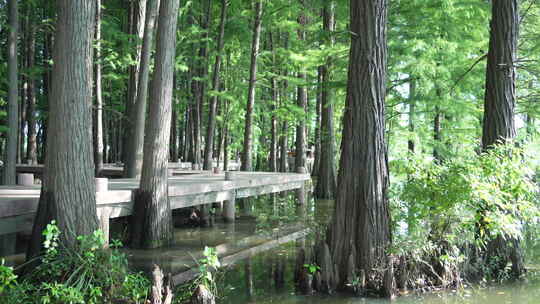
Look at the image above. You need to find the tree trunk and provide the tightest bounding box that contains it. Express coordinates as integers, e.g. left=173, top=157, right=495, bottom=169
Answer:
left=124, top=0, right=160, bottom=178
left=327, top=0, right=392, bottom=294
left=27, top=0, right=98, bottom=259
left=315, top=2, right=337, bottom=199
left=123, top=0, right=147, bottom=162
left=3, top=0, right=19, bottom=185
left=170, top=98, right=179, bottom=162
left=93, top=0, right=104, bottom=177
left=433, top=104, right=441, bottom=162
left=312, top=66, right=322, bottom=177
left=130, top=0, right=179, bottom=249
left=481, top=0, right=524, bottom=278
left=241, top=0, right=263, bottom=172
left=294, top=1, right=307, bottom=172
left=203, top=0, right=228, bottom=170
left=26, top=10, right=38, bottom=165
left=481, top=0, right=518, bottom=149
left=408, top=80, right=416, bottom=155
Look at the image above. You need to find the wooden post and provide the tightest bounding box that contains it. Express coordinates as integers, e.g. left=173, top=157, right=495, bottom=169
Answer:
left=223, top=171, right=236, bottom=222
left=99, top=208, right=111, bottom=248
left=96, top=177, right=109, bottom=247
left=295, top=166, right=306, bottom=206
left=17, top=173, right=34, bottom=186
left=95, top=177, right=108, bottom=192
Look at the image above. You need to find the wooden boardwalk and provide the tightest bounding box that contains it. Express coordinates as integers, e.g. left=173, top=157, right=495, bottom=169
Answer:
left=0, top=171, right=310, bottom=239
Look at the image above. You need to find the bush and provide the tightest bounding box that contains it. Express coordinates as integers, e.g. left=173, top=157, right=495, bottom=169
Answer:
left=1, top=221, right=151, bottom=304
left=390, top=144, right=540, bottom=283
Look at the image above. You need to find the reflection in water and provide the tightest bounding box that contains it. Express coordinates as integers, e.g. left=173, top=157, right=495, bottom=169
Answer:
left=125, top=193, right=540, bottom=304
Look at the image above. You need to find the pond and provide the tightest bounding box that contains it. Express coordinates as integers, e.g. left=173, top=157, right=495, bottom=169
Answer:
left=125, top=191, right=540, bottom=304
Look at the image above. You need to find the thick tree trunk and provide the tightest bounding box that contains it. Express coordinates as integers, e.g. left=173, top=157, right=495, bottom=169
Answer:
left=327, top=0, right=392, bottom=294
left=27, top=0, right=98, bottom=259
left=203, top=0, right=228, bottom=170
left=315, top=2, right=337, bottom=199
left=241, top=0, right=263, bottom=172
left=481, top=0, right=524, bottom=278
left=482, top=0, right=518, bottom=149
left=130, top=0, right=179, bottom=249
left=124, top=0, right=160, bottom=178
left=3, top=0, right=19, bottom=185
left=93, top=0, right=104, bottom=177
left=26, top=12, right=37, bottom=165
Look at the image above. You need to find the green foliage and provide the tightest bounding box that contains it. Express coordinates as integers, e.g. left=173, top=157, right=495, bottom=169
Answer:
left=303, top=263, right=320, bottom=275
left=390, top=144, right=540, bottom=281
left=195, top=246, right=221, bottom=295
left=0, top=260, right=17, bottom=294
left=2, top=221, right=151, bottom=304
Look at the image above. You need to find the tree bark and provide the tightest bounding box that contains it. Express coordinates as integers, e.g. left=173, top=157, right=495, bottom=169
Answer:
left=315, top=2, right=337, bottom=199
left=327, top=0, right=392, bottom=294
left=123, top=0, right=147, bottom=163
left=93, top=0, right=104, bottom=177
left=170, top=97, right=179, bottom=162
left=3, top=0, right=19, bottom=185
left=130, top=0, right=179, bottom=249
left=241, top=0, right=263, bottom=172
left=269, top=32, right=278, bottom=172
left=481, top=0, right=524, bottom=278
left=482, top=0, right=518, bottom=149
left=124, top=0, right=160, bottom=178
left=312, top=66, right=322, bottom=177
left=26, top=8, right=38, bottom=165
left=203, top=0, right=228, bottom=170
left=294, top=0, right=307, bottom=172
left=408, top=80, right=416, bottom=155
left=27, top=0, right=98, bottom=259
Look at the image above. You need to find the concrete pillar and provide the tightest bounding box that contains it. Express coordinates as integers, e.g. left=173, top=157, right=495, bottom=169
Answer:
left=95, top=177, right=108, bottom=192
left=295, top=167, right=306, bottom=206
left=223, top=171, right=236, bottom=222
left=95, top=178, right=109, bottom=247
left=17, top=173, right=34, bottom=186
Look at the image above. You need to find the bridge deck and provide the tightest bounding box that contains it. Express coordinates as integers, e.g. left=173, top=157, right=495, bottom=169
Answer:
left=0, top=172, right=310, bottom=236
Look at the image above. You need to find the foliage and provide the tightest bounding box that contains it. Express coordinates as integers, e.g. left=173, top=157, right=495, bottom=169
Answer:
left=390, top=144, right=540, bottom=282
left=1, top=221, right=151, bottom=304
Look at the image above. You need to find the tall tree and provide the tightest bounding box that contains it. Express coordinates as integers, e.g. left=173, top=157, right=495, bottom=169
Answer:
left=25, top=4, right=37, bottom=165
left=327, top=0, right=392, bottom=295
left=93, top=0, right=104, bottom=176
left=203, top=0, right=228, bottom=170
left=241, top=0, right=263, bottom=171
left=481, top=0, right=524, bottom=278
left=3, top=0, right=19, bottom=184
left=130, top=0, right=180, bottom=249
left=124, top=0, right=160, bottom=178
left=27, top=0, right=98, bottom=258
left=294, top=0, right=307, bottom=172
left=123, top=0, right=147, bottom=162
left=314, top=1, right=337, bottom=199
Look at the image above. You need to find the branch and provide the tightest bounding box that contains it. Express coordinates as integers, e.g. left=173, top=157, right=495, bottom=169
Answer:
left=449, top=54, right=487, bottom=94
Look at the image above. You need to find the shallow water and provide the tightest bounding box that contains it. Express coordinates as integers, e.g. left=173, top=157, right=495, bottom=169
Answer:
left=218, top=242, right=540, bottom=304
left=126, top=192, right=540, bottom=304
